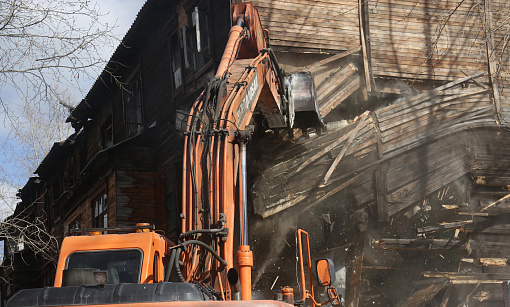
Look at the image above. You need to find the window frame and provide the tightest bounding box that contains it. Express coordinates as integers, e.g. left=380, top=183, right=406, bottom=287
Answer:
left=122, top=73, right=145, bottom=136
left=93, top=192, right=108, bottom=228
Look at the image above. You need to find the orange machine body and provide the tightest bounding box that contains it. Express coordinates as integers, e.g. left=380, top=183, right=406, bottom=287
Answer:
left=54, top=231, right=172, bottom=287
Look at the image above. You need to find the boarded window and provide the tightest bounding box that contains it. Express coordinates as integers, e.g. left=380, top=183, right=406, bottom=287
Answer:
left=93, top=193, right=108, bottom=228
left=123, top=76, right=144, bottom=136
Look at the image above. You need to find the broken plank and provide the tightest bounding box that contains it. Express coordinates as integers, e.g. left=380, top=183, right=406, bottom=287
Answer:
left=303, top=165, right=377, bottom=212
left=304, top=46, right=361, bottom=71
left=399, top=282, right=447, bottom=307
left=377, top=72, right=486, bottom=116
left=323, top=112, right=369, bottom=184
left=461, top=258, right=509, bottom=266
left=320, top=76, right=361, bottom=117
left=481, top=193, right=510, bottom=211
left=317, top=64, right=357, bottom=101
left=375, top=163, right=390, bottom=222
left=417, top=220, right=473, bottom=234
left=295, top=128, right=353, bottom=173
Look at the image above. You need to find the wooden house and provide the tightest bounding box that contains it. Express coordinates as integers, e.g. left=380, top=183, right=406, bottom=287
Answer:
left=3, top=0, right=510, bottom=306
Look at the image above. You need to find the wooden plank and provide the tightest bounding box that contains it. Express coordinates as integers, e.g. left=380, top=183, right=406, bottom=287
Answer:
left=461, top=258, right=509, bottom=266
left=417, top=221, right=474, bottom=234
left=481, top=193, right=510, bottom=211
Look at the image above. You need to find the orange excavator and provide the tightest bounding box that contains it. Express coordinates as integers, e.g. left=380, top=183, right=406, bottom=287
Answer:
left=7, top=3, right=339, bottom=307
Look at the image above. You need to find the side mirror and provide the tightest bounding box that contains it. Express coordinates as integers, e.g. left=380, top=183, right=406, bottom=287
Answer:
left=316, top=258, right=335, bottom=287
left=316, top=259, right=342, bottom=306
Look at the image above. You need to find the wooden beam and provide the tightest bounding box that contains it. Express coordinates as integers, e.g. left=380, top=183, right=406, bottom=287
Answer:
left=304, top=46, right=361, bottom=71
left=440, top=286, right=453, bottom=307
left=373, top=238, right=467, bottom=250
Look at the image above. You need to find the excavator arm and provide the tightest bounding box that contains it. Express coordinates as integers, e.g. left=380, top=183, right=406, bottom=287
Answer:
left=179, top=2, right=322, bottom=300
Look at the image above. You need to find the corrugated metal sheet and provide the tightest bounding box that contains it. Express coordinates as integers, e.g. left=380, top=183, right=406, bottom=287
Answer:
left=246, top=0, right=360, bottom=53
left=368, top=0, right=487, bottom=81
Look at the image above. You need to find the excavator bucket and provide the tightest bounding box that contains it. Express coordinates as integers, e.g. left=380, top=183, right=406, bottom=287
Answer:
left=285, top=72, right=325, bottom=131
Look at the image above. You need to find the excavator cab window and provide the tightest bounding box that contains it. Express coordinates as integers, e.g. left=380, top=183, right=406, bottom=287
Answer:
left=64, top=249, right=143, bottom=285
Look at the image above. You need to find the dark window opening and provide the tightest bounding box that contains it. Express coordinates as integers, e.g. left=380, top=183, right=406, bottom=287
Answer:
left=182, top=4, right=211, bottom=73
left=101, top=116, right=113, bottom=149
left=93, top=193, right=108, bottom=228
left=123, top=76, right=144, bottom=136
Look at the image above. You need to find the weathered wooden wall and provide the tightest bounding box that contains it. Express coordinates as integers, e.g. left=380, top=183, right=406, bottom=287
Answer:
left=369, top=0, right=487, bottom=81
left=116, top=170, right=166, bottom=230
left=247, top=0, right=360, bottom=53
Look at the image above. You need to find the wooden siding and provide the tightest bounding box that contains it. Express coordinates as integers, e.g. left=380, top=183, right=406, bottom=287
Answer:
left=246, top=0, right=360, bottom=53
left=369, top=0, right=488, bottom=81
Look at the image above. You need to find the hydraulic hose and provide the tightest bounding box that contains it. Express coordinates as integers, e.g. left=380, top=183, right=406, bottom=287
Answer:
left=165, top=248, right=177, bottom=281
left=179, top=240, right=228, bottom=266
left=179, top=227, right=225, bottom=239
left=174, top=247, right=185, bottom=282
